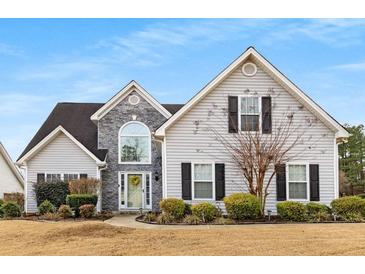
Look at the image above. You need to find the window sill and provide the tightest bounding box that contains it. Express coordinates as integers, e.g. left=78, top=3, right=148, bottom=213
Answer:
left=119, top=162, right=152, bottom=165
left=287, top=199, right=309, bottom=202
left=192, top=198, right=215, bottom=201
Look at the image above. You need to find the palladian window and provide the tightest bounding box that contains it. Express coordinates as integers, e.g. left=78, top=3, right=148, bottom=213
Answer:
left=119, top=122, right=151, bottom=163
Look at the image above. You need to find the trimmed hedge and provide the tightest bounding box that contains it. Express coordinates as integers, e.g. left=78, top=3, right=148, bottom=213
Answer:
left=331, top=196, right=365, bottom=221
left=184, top=203, right=192, bottom=216
left=38, top=200, right=56, bottom=215
left=34, top=181, right=69, bottom=208
left=223, top=193, right=261, bottom=220
left=159, top=198, right=185, bottom=220
left=1, top=202, right=21, bottom=218
left=306, top=202, right=331, bottom=222
left=66, top=194, right=97, bottom=217
left=191, top=202, right=218, bottom=222
left=306, top=202, right=330, bottom=215
left=277, top=201, right=306, bottom=222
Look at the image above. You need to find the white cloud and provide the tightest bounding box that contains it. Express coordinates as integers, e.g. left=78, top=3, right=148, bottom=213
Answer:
left=17, top=59, right=107, bottom=81
left=0, top=42, right=23, bottom=57
left=0, top=92, right=55, bottom=116
left=262, top=19, right=365, bottom=47
left=330, top=61, right=365, bottom=71
left=94, top=19, right=269, bottom=65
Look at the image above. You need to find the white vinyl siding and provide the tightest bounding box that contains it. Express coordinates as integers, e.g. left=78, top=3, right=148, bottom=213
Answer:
left=0, top=154, right=23, bottom=198
left=26, top=133, right=98, bottom=213
left=164, top=59, right=336, bottom=213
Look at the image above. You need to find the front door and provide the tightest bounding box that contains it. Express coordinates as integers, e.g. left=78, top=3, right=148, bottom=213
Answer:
left=119, top=172, right=151, bottom=210
left=127, top=174, right=143, bottom=208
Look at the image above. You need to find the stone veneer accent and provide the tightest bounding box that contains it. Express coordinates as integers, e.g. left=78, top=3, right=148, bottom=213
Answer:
left=98, top=91, right=167, bottom=211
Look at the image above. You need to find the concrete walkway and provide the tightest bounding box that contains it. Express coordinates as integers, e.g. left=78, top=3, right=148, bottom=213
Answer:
left=104, top=214, right=233, bottom=230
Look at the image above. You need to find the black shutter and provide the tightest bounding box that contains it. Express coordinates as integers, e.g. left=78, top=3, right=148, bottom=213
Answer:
left=80, top=174, right=88, bottom=179
left=275, top=164, right=286, bottom=201
left=309, top=164, right=320, bottom=201
left=215, top=163, right=225, bottom=200
left=262, top=97, right=272, bottom=134
left=181, top=163, right=192, bottom=200
left=37, top=173, right=45, bottom=183
left=228, top=96, right=238, bottom=133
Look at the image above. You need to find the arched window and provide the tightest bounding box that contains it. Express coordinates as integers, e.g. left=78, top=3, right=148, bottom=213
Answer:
left=119, top=122, right=151, bottom=164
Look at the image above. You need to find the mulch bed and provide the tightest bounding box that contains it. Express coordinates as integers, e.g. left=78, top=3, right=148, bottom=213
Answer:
left=135, top=215, right=362, bottom=225
left=0, top=214, right=114, bottom=222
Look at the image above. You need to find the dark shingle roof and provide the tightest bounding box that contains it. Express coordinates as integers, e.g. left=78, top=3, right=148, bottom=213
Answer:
left=18, top=102, right=184, bottom=162
left=18, top=103, right=107, bottom=161
left=162, top=104, right=184, bottom=114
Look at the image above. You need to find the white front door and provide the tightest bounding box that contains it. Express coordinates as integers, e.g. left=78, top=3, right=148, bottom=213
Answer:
left=119, top=172, right=151, bottom=210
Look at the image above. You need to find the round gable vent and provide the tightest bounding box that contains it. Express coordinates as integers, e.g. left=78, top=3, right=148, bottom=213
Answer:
left=242, top=62, right=257, bottom=77
left=128, top=94, right=140, bottom=105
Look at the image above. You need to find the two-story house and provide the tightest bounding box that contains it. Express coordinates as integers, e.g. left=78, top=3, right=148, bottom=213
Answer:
left=16, top=47, right=349, bottom=213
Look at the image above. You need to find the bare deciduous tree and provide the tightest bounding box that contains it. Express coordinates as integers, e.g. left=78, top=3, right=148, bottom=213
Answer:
left=212, top=114, right=301, bottom=215
left=195, top=88, right=320, bottom=216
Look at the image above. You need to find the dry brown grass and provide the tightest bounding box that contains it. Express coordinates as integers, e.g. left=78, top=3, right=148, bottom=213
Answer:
left=1, top=220, right=365, bottom=255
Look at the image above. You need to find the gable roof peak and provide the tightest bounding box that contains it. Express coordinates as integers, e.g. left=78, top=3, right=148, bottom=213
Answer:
left=0, top=142, right=24, bottom=186
left=156, top=47, right=349, bottom=140
left=90, top=80, right=172, bottom=121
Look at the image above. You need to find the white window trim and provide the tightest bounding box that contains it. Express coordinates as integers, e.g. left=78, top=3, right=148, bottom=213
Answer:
left=44, top=172, right=81, bottom=182
left=238, top=95, right=262, bottom=133
left=118, top=171, right=152, bottom=210
left=242, top=62, right=257, bottom=77
left=286, top=162, right=310, bottom=202
left=118, top=121, right=152, bottom=165
left=191, top=162, right=215, bottom=201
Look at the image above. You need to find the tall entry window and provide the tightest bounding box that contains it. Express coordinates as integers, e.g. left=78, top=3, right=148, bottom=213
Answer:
left=119, top=122, right=151, bottom=164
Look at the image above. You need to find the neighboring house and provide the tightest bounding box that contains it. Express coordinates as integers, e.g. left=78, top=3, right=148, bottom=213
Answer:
left=0, top=142, right=24, bottom=198
left=17, top=47, right=349, bottom=214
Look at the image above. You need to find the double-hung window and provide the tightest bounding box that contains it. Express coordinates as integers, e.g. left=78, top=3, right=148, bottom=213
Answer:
left=240, top=97, right=260, bottom=131
left=193, top=163, right=214, bottom=200
left=63, top=173, right=79, bottom=182
left=46, top=174, right=61, bottom=183
left=287, top=164, right=309, bottom=200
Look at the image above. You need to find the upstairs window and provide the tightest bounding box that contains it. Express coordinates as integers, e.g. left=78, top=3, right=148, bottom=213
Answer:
left=240, top=97, right=260, bottom=131
left=119, top=122, right=151, bottom=164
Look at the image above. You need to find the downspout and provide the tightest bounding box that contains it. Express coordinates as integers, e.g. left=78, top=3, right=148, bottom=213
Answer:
left=97, top=162, right=108, bottom=212
left=153, top=135, right=166, bottom=199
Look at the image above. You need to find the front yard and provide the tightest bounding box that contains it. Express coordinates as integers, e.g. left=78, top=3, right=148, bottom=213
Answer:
left=1, top=220, right=365, bottom=255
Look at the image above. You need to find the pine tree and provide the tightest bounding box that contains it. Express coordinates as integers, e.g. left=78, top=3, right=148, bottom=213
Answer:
left=339, top=124, right=365, bottom=194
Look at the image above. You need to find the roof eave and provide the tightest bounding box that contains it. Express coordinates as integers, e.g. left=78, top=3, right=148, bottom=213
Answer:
left=156, top=47, right=348, bottom=138
left=16, top=126, right=105, bottom=165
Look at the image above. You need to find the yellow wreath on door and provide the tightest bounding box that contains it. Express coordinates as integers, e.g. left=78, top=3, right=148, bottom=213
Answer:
left=129, top=175, right=141, bottom=186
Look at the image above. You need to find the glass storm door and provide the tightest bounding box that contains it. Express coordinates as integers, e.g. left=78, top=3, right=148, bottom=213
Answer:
left=127, top=174, right=143, bottom=208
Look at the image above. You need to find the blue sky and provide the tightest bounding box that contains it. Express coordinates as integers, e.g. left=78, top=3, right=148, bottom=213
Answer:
left=1, top=18, right=365, bottom=159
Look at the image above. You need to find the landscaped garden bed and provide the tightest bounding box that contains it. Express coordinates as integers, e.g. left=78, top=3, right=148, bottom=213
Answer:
left=0, top=178, right=114, bottom=222
left=137, top=194, right=365, bottom=225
